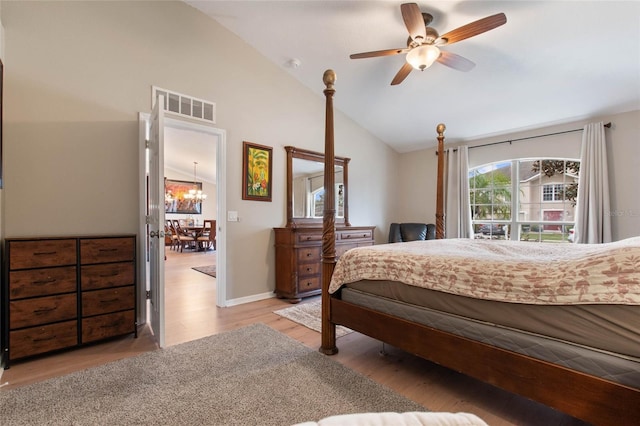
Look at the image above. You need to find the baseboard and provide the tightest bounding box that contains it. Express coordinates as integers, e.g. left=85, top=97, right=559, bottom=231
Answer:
left=224, top=291, right=275, bottom=307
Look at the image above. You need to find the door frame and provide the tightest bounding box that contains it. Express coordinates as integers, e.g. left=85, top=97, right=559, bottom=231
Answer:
left=138, top=114, right=227, bottom=328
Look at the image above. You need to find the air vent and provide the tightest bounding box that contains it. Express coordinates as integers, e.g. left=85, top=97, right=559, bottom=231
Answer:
left=152, top=86, right=216, bottom=124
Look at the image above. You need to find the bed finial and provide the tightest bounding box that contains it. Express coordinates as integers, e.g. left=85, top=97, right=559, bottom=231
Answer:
left=323, top=69, right=336, bottom=90
left=436, top=123, right=446, bottom=239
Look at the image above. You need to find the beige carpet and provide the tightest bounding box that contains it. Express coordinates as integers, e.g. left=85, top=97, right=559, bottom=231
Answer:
left=274, top=300, right=353, bottom=338
left=0, top=323, right=424, bottom=425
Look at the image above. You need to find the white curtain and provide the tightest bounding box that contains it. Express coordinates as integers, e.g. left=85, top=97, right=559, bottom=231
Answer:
left=445, top=146, right=474, bottom=238
left=575, top=122, right=612, bottom=244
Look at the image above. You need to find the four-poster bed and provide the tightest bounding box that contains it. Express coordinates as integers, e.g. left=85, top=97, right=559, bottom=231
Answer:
left=318, top=70, right=640, bottom=425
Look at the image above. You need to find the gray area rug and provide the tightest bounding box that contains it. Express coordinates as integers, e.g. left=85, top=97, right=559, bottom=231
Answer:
left=274, top=300, right=353, bottom=338
left=0, top=323, right=424, bottom=425
left=192, top=264, right=216, bottom=277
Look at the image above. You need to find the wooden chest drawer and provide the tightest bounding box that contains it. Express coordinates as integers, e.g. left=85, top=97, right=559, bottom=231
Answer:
left=10, top=320, right=78, bottom=359
left=298, top=262, right=320, bottom=277
left=9, top=266, right=77, bottom=300
left=80, top=237, right=135, bottom=264
left=82, top=310, right=135, bottom=343
left=10, top=294, right=77, bottom=329
left=82, top=286, right=135, bottom=317
left=81, top=262, right=135, bottom=291
left=9, top=239, right=77, bottom=270
left=297, top=247, right=321, bottom=263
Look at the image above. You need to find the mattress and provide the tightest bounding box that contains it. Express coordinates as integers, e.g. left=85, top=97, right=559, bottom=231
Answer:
left=345, top=280, right=640, bottom=358
left=341, top=286, right=640, bottom=389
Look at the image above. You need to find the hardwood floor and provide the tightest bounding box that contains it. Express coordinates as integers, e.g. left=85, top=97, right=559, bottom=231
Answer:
left=1, top=249, right=587, bottom=426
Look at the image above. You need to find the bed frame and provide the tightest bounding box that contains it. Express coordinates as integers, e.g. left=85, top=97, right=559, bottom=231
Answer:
left=318, top=70, right=640, bottom=425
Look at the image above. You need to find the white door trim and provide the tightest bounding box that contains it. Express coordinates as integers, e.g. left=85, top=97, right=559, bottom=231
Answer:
left=138, top=114, right=228, bottom=325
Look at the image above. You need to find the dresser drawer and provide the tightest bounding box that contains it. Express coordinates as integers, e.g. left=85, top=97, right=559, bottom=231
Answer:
left=338, top=229, right=373, bottom=241
left=82, top=310, right=135, bottom=343
left=81, top=262, right=135, bottom=291
left=10, top=320, right=78, bottom=359
left=80, top=237, right=134, bottom=264
left=336, top=243, right=358, bottom=258
left=9, top=239, right=77, bottom=270
left=9, top=266, right=77, bottom=300
left=296, top=232, right=323, bottom=244
left=10, top=294, right=77, bottom=329
left=298, top=262, right=320, bottom=277
left=82, top=286, right=135, bottom=317
left=296, top=247, right=321, bottom=263
left=298, top=276, right=321, bottom=292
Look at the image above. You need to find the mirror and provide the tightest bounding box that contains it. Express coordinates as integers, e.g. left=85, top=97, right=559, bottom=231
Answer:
left=285, top=146, right=350, bottom=227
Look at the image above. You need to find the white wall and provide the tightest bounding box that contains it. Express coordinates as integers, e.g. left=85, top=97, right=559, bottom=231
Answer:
left=397, top=110, right=640, bottom=241
left=1, top=1, right=398, bottom=303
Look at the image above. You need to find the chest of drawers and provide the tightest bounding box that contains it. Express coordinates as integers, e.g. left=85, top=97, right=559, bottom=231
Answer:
left=3, top=235, right=136, bottom=367
left=273, top=226, right=375, bottom=303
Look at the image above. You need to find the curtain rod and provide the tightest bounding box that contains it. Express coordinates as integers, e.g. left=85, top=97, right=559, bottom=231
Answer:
left=467, top=122, right=612, bottom=151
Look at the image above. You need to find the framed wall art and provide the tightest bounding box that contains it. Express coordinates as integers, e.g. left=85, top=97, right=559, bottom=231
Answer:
left=165, top=178, right=203, bottom=214
left=242, top=141, right=272, bottom=202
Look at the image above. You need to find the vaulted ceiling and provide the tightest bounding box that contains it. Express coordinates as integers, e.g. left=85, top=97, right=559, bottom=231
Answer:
left=186, top=1, right=640, bottom=153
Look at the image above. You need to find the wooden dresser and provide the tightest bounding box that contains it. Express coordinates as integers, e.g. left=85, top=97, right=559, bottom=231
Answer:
left=274, top=226, right=375, bottom=302
left=3, top=235, right=136, bottom=367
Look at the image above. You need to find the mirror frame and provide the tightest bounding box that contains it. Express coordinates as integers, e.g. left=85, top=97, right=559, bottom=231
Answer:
left=285, top=146, right=350, bottom=227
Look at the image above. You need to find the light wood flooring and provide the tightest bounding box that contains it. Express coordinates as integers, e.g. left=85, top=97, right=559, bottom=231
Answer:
left=1, top=249, right=587, bottom=426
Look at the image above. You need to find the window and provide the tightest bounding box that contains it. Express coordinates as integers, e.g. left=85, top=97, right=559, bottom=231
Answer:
left=542, top=183, right=564, bottom=201
left=469, top=158, right=579, bottom=242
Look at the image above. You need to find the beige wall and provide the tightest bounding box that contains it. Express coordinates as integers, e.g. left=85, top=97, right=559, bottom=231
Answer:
left=397, top=110, right=640, bottom=241
left=0, top=1, right=398, bottom=304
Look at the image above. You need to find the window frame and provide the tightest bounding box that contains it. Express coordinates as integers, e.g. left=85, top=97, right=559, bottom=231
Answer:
left=469, top=158, right=578, bottom=242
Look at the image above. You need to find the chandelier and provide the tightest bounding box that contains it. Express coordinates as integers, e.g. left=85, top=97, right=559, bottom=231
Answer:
left=183, top=161, right=207, bottom=202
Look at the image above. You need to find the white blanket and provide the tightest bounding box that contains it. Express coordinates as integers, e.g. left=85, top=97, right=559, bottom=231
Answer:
left=329, top=237, right=640, bottom=305
left=293, top=411, right=488, bottom=426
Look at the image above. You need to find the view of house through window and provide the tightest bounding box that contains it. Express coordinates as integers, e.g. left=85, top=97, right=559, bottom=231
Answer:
left=469, top=158, right=579, bottom=243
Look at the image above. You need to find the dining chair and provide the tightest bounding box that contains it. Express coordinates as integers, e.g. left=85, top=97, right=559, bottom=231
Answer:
left=166, top=220, right=180, bottom=251
left=196, top=219, right=216, bottom=251
left=172, top=219, right=196, bottom=252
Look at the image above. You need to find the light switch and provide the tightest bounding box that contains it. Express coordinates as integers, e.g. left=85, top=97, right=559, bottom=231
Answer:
left=227, top=211, right=239, bottom=222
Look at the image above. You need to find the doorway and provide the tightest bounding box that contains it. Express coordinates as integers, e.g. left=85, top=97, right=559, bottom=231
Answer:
left=139, top=111, right=227, bottom=347
left=163, top=123, right=220, bottom=346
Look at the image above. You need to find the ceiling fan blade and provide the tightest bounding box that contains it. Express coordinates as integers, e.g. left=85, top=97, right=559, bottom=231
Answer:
left=391, top=62, right=413, bottom=85
left=438, top=13, right=506, bottom=45
left=437, top=51, right=476, bottom=72
left=350, top=48, right=408, bottom=59
left=401, top=3, right=427, bottom=42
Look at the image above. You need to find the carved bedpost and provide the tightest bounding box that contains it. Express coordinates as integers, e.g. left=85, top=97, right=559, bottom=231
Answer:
left=436, top=123, right=446, bottom=239
left=320, top=69, right=338, bottom=355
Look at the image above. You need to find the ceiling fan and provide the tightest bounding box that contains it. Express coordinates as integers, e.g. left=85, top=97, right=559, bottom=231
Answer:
left=350, top=3, right=506, bottom=85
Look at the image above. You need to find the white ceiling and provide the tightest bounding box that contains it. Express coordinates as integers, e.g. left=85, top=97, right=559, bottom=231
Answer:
left=164, top=126, right=217, bottom=184
left=185, top=0, right=640, bottom=153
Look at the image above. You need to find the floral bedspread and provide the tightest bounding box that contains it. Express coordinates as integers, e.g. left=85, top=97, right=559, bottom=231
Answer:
left=329, top=237, right=640, bottom=305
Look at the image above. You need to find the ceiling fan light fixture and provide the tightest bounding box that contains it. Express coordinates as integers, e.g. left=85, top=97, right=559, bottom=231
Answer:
left=406, top=44, right=440, bottom=71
